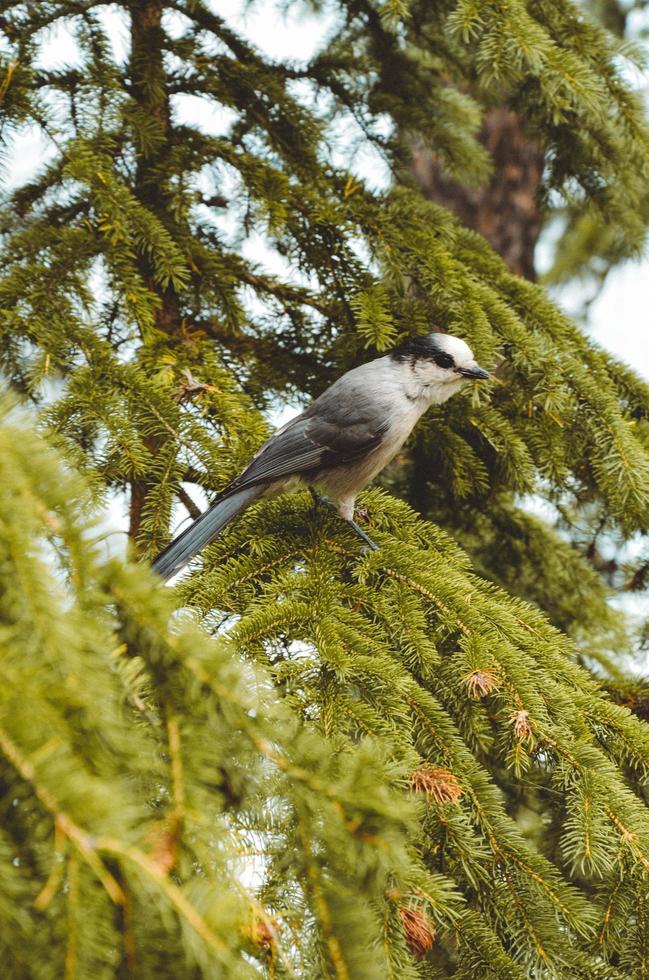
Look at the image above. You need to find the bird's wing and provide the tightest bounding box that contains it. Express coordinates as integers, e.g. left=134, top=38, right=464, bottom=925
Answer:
left=227, top=387, right=388, bottom=493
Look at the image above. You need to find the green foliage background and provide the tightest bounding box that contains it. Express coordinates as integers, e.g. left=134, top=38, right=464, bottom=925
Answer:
left=1, top=1, right=649, bottom=976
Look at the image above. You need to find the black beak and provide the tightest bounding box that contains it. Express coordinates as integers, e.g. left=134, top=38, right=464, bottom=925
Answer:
left=460, top=364, right=490, bottom=380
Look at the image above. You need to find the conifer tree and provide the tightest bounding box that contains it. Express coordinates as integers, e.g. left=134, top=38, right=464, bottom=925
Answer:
left=2, top=1, right=649, bottom=976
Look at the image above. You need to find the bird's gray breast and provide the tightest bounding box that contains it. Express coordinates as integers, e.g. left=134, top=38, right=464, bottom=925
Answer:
left=315, top=409, right=417, bottom=490
left=309, top=359, right=423, bottom=499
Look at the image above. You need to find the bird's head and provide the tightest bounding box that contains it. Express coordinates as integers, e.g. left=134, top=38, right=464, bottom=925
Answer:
left=389, top=332, right=490, bottom=405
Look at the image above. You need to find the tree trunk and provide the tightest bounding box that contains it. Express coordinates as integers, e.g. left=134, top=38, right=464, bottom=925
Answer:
left=412, top=108, right=543, bottom=281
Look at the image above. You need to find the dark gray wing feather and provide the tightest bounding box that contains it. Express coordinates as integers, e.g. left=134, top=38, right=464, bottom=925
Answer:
left=227, top=375, right=389, bottom=493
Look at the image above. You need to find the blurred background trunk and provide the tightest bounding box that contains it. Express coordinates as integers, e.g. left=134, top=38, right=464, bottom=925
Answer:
left=412, top=108, right=543, bottom=281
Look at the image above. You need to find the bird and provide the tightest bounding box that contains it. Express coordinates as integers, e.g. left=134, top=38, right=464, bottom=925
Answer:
left=151, top=332, right=490, bottom=579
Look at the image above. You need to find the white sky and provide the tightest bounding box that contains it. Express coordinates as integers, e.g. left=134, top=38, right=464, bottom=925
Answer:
left=586, top=263, right=649, bottom=379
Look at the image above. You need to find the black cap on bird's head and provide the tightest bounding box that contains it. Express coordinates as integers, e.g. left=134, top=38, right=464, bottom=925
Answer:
left=389, top=332, right=490, bottom=381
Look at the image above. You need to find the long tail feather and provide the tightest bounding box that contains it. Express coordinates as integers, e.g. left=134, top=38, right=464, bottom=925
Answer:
left=151, top=484, right=264, bottom=580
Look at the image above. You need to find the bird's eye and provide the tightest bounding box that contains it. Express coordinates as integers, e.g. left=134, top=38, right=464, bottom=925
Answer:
left=434, top=352, right=454, bottom=369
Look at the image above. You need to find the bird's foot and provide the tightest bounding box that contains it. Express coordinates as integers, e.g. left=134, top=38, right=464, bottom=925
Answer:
left=310, top=487, right=336, bottom=512
left=354, top=505, right=371, bottom=525
left=310, top=488, right=379, bottom=552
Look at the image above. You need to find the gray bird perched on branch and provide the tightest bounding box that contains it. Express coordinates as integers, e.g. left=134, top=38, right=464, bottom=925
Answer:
left=152, top=333, right=490, bottom=579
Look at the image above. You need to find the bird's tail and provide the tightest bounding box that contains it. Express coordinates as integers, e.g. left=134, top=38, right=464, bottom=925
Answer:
left=151, top=484, right=264, bottom=581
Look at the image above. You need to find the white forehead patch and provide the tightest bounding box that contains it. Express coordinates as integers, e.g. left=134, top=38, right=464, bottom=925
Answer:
left=436, top=334, right=474, bottom=365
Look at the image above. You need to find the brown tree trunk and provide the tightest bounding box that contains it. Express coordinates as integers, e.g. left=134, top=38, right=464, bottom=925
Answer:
left=412, top=108, right=543, bottom=281
left=407, top=107, right=544, bottom=517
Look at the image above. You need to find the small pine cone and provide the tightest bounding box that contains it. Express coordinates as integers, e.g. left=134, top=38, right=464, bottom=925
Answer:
left=410, top=765, right=462, bottom=803
left=250, top=913, right=275, bottom=950
left=511, top=708, right=532, bottom=740
left=464, top=668, right=499, bottom=699
left=150, top=829, right=177, bottom=875
left=148, top=816, right=181, bottom=875
left=399, top=906, right=435, bottom=959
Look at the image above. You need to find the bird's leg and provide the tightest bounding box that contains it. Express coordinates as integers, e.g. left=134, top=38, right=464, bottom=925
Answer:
left=344, top=518, right=379, bottom=551
left=309, top=488, right=379, bottom=551
left=310, top=487, right=335, bottom=511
